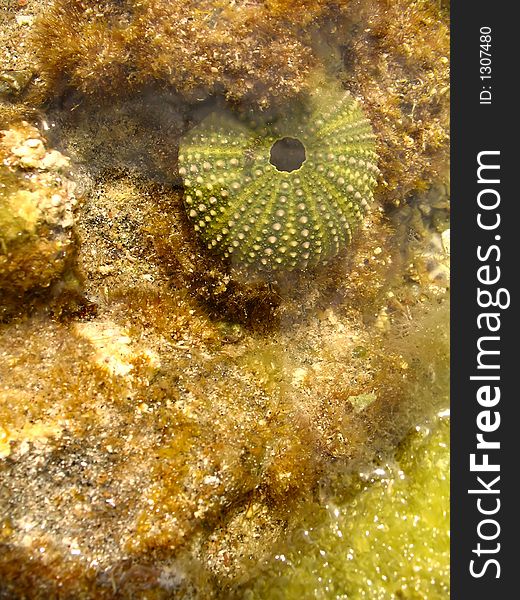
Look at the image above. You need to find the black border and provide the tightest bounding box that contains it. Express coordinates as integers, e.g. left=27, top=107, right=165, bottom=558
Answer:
left=451, top=3, right=514, bottom=596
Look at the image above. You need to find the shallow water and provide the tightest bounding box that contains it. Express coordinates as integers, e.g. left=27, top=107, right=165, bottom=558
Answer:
left=0, top=1, right=449, bottom=597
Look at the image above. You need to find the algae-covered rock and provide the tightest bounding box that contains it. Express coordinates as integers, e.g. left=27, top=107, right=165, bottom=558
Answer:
left=0, top=70, right=33, bottom=100
left=0, top=274, right=449, bottom=597
left=243, top=412, right=450, bottom=600
left=0, top=122, right=76, bottom=305
left=338, top=0, right=450, bottom=205
left=32, top=0, right=449, bottom=206
left=0, top=0, right=51, bottom=126
left=33, top=0, right=317, bottom=109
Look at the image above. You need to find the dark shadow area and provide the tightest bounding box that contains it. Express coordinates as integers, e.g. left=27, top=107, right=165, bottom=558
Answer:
left=269, top=137, right=306, bottom=172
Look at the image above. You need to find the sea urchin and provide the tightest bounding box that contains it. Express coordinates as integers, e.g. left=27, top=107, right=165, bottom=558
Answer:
left=178, top=88, right=379, bottom=274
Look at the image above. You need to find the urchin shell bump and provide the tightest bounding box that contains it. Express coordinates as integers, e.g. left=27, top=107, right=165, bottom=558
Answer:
left=178, top=90, right=379, bottom=273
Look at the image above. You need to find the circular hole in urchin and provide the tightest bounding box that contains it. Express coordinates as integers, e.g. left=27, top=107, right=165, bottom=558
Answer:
left=269, top=137, right=306, bottom=172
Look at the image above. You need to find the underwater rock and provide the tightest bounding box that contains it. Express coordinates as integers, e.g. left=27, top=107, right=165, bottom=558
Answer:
left=0, top=70, right=33, bottom=100
left=0, top=155, right=448, bottom=593
left=0, top=122, right=77, bottom=304
left=179, top=86, right=379, bottom=274
left=0, top=0, right=51, bottom=127
left=0, top=0, right=450, bottom=596
left=33, top=0, right=317, bottom=108
left=338, top=0, right=450, bottom=205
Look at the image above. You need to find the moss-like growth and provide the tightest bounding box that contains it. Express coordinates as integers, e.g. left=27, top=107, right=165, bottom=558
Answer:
left=338, top=0, right=450, bottom=204
left=32, top=0, right=449, bottom=205
left=242, top=413, right=450, bottom=600
left=33, top=0, right=317, bottom=109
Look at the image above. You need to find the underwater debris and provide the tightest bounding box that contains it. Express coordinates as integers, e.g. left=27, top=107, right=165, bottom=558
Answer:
left=178, top=85, right=379, bottom=275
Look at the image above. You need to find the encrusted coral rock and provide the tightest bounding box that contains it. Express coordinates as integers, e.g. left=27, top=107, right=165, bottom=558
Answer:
left=179, top=86, right=379, bottom=274
left=0, top=122, right=76, bottom=297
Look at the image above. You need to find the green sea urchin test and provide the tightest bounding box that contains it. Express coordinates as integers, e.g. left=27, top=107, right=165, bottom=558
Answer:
left=178, top=89, right=379, bottom=273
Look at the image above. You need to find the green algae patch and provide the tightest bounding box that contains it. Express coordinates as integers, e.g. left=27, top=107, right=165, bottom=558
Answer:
left=244, top=413, right=450, bottom=600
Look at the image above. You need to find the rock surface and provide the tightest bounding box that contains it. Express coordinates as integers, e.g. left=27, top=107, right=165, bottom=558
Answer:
left=0, top=122, right=77, bottom=315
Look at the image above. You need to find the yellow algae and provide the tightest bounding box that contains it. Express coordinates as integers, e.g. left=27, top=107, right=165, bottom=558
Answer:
left=244, top=413, right=450, bottom=600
